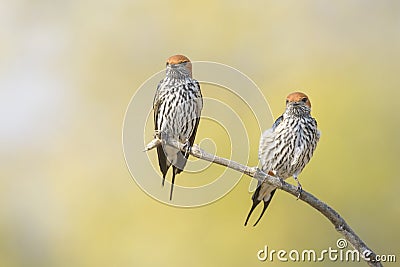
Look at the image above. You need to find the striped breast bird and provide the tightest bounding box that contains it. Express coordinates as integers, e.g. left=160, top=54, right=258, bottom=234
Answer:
left=153, top=55, right=203, bottom=200
left=245, top=92, right=320, bottom=226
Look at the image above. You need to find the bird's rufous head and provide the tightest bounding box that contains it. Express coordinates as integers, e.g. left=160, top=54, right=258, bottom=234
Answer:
left=166, top=55, right=190, bottom=65
left=286, top=92, right=311, bottom=108
left=166, top=54, right=192, bottom=77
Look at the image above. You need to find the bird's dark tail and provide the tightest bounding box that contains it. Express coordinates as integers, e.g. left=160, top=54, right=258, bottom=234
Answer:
left=169, top=166, right=181, bottom=200
left=244, top=187, right=277, bottom=226
left=245, top=185, right=262, bottom=226
left=253, top=189, right=276, bottom=226
left=157, top=146, right=169, bottom=187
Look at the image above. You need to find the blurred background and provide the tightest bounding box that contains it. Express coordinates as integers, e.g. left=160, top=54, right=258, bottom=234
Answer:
left=1, top=0, right=399, bottom=266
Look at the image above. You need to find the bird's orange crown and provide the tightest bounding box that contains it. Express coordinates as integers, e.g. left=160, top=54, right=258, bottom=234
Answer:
left=166, top=54, right=191, bottom=65
left=166, top=54, right=192, bottom=77
left=286, top=92, right=311, bottom=108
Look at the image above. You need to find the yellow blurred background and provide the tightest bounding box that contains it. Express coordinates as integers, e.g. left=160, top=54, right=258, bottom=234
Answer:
left=1, top=1, right=399, bottom=266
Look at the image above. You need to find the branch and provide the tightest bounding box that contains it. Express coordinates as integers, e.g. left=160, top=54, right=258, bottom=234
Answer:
left=145, top=138, right=383, bottom=267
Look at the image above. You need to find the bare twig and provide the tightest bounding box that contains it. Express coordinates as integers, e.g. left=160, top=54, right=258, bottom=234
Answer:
left=145, top=138, right=382, bottom=267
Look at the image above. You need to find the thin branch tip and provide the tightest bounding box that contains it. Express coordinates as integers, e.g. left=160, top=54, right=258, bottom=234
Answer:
left=144, top=138, right=161, bottom=151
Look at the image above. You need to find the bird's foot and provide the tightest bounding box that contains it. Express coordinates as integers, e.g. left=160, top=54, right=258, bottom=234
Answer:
left=296, top=184, right=302, bottom=200
left=293, top=176, right=302, bottom=200
left=183, top=139, right=191, bottom=157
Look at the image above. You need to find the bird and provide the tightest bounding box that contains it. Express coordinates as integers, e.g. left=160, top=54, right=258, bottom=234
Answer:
left=245, top=92, right=320, bottom=226
left=153, top=54, right=203, bottom=200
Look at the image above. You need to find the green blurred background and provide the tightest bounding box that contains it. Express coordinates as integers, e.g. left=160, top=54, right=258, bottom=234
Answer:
left=1, top=0, right=399, bottom=266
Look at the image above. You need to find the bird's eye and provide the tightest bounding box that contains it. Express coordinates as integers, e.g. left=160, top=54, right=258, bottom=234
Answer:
left=301, top=97, right=308, bottom=103
left=286, top=99, right=289, bottom=104
left=166, top=62, right=169, bottom=67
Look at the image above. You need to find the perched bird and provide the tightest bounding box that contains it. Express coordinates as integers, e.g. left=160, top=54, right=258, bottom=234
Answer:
left=153, top=55, right=203, bottom=200
left=245, top=92, right=320, bottom=226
